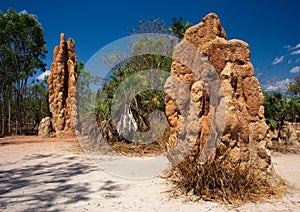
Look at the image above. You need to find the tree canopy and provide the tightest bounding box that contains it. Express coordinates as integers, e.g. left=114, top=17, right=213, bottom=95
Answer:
left=168, top=17, right=192, bottom=39
left=288, top=75, right=300, bottom=97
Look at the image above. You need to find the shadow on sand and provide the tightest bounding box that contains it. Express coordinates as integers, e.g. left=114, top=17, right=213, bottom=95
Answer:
left=0, top=153, right=127, bottom=211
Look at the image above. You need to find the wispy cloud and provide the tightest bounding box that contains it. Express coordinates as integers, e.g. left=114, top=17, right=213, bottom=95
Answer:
left=264, top=79, right=290, bottom=92
left=285, top=43, right=300, bottom=55
left=36, top=70, right=50, bottom=81
left=290, top=49, right=300, bottom=55
left=291, top=43, right=300, bottom=50
left=285, top=43, right=300, bottom=51
left=272, top=56, right=284, bottom=65
left=289, top=66, right=300, bottom=74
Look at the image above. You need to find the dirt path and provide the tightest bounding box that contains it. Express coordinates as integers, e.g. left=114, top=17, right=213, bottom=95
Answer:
left=0, top=136, right=299, bottom=211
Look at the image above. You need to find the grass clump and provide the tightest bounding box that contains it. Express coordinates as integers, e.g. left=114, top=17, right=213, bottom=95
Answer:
left=166, top=153, right=285, bottom=204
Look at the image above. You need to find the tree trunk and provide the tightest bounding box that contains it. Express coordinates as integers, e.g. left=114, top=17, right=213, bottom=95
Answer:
left=1, top=92, right=7, bottom=136
left=16, top=81, right=22, bottom=135
left=8, top=100, right=11, bottom=135
left=1, top=99, right=5, bottom=136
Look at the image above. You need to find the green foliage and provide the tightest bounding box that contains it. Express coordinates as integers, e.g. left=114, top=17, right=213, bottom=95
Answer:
left=94, top=97, right=111, bottom=120
left=77, top=61, right=93, bottom=114
left=87, top=16, right=191, bottom=143
left=264, top=74, right=300, bottom=133
left=24, top=81, right=49, bottom=124
left=264, top=91, right=300, bottom=130
left=95, top=18, right=179, bottom=142
left=168, top=17, right=192, bottom=39
left=0, top=8, right=47, bottom=135
left=0, top=8, right=47, bottom=77
left=288, top=75, right=300, bottom=97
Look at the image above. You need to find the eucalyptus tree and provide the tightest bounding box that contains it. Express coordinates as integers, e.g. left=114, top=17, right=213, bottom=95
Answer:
left=0, top=8, right=47, bottom=135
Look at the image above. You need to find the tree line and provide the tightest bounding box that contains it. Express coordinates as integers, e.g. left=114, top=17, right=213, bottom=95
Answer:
left=0, top=8, right=48, bottom=136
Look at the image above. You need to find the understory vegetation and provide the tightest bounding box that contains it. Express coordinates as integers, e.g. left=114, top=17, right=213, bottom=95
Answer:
left=264, top=78, right=300, bottom=144
left=80, top=18, right=190, bottom=145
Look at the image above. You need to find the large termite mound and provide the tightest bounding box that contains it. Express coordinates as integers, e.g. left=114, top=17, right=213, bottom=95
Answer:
left=164, top=13, right=279, bottom=202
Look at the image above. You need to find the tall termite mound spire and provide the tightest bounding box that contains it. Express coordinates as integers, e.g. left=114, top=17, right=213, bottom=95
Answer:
left=47, top=33, right=78, bottom=137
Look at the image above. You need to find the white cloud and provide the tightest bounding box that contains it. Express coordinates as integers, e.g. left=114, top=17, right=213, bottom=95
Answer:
left=288, top=60, right=292, bottom=64
left=291, top=43, right=300, bottom=50
left=284, top=43, right=300, bottom=54
left=290, top=49, right=300, bottom=55
left=272, top=56, right=284, bottom=65
left=36, top=70, right=50, bottom=81
left=289, top=66, right=300, bottom=74
left=265, top=79, right=291, bottom=92
left=19, top=10, right=28, bottom=14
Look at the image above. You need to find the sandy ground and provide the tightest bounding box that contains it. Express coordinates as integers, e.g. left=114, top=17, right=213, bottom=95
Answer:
left=0, top=136, right=299, bottom=212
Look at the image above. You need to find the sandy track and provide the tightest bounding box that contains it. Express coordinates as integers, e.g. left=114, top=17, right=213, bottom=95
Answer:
left=0, top=136, right=299, bottom=211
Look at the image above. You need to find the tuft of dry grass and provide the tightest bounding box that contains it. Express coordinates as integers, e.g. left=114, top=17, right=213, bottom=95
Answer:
left=165, top=154, right=286, bottom=204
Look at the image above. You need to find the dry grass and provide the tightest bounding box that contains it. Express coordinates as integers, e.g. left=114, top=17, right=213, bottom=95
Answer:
left=165, top=154, right=286, bottom=204
left=78, top=129, right=169, bottom=158
left=106, top=141, right=163, bottom=157
left=272, top=142, right=300, bottom=154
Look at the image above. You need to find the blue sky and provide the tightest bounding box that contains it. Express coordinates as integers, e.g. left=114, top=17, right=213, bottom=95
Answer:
left=1, top=0, right=300, bottom=91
